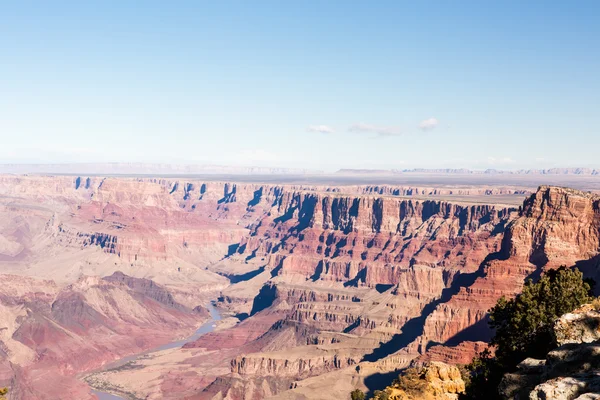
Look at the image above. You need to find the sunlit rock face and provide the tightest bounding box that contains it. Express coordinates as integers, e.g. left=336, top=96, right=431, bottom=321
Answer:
left=372, top=361, right=466, bottom=400
left=421, top=186, right=600, bottom=352
left=4, top=175, right=600, bottom=400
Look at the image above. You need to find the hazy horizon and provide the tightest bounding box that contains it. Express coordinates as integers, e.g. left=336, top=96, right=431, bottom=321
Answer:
left=4, top=161, right=600, bottom=175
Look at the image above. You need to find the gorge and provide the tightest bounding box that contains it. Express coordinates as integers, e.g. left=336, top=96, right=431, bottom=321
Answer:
left=0, top=174, right=599, bottom=399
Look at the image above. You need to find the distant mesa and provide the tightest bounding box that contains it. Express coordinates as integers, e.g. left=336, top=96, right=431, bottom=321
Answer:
left=335, top=167, right=600, bottom=175
left=336, top=169, right=398, bottom=175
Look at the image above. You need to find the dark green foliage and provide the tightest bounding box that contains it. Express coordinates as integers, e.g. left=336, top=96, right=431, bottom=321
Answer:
left=394, top=367, right=428, bottom=395
left=462, top=266, right=593, bottom=399
left=584, top=277, right=596, bottom=295
left=373, top=390, right=389, bottom=400
left=460, top=348, right=503, bottom=400
left=350, top=389, right=365, bottom=400
left=490, top=267, right=591, bottom=366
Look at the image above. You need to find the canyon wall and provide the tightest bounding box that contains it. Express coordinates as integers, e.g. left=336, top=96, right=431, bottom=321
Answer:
left=0, top=273, right=207, bottom=400
left=421, top=186, right=600, bottom=351
left=199, top=186, right=600, bottom=399
left=238, top=191, right=514, bottom=286
left=3, top=175, right=600, bottom=399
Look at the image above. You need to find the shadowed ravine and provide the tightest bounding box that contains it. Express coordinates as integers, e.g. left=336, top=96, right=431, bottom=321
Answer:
left=362, top=251, right=502, bottom=363
left=89, top=302, right=222, bottom=400
left=361, top=251, right=504, bottom=396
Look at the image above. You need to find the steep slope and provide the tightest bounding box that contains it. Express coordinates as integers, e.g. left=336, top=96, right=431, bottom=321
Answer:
left=422, top=186, right=600, bottom=351
left=209, top=186, right=600, bottom=399
left=4, top=175, right=600, bottom=400
left=167, top=193, right=517, bottom=399
left=237, top=192, right=514, bottom=286
left=0, top=273, right=208, bottom=400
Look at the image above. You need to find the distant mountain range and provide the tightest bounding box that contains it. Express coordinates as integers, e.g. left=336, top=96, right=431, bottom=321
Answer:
left=0, top=163, right=322, bottom=175
left=336, top=168, right=600, bottom=175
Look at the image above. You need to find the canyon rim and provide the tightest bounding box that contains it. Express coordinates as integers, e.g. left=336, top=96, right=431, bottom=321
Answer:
left=0, top=172, right=599, bottom=399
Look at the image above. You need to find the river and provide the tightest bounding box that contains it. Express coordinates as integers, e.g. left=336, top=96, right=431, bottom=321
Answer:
left=90, top=302, right=222, bottom=400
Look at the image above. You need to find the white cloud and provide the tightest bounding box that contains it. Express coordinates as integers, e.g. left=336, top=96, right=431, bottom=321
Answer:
left=348, top=123, right=403, bottom=137
left=348, top=118, right=439, bottom=137
left=308, top=125, right=335, bottom=134
left=535, top=157, right=545, bottom=162
left=418, top=118, right=439, bottom=131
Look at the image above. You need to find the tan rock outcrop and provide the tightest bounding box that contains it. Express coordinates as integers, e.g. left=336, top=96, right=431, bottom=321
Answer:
left=555, top=303, right=600, bottom=346
left=373, top=361, right=465, bottom=400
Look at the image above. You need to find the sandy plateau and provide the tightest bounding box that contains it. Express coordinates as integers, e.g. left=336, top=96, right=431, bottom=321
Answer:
left=0, top=174, right=600, bottom=399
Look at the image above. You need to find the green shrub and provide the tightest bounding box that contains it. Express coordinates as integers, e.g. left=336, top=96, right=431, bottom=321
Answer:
left=490, top=267, right=591, bottom=366
left=350, top=389, right=365, bottom=400
left=373, top=390, right=389, bottom=400
left=462, top=266, right=593, bottom=399
left=394, top=367, right=428, bottom=395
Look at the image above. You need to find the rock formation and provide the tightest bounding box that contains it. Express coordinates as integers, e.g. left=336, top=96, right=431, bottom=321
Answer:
left=372, top=361, right=466, bottom=400
left=2, top=174, right=600, bottom=399
left=0, top=273, right=207, bottom=399
left=422, top=186, right=600, bottom=350
left=500, top=302, right=600, bottom=399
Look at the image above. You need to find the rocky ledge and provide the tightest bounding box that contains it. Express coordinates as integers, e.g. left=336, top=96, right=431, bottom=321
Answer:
left=373, top=361, right=465, bottom=400
left=500, top=302, right=600, bottom=400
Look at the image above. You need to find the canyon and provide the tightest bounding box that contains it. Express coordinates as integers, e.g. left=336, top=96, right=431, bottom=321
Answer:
left=1, top=174, right=600, bottom=399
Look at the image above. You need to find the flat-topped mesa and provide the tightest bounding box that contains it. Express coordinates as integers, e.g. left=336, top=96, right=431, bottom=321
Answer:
left=2, top=175, right=522, bottom=268
left=422, top=186, right=600, bottom=348
left=162, top=180, right=530, bottom=205
left=267, top=191, right=514, bottom=232
left=0, top=174, right=529, bottom=205
left=77, top=230, right=170, bottom=262
left=238, top=192, right=516, bottom=288
left=357, top=185, right=529, bottom=196
left=338, top=167, right=600, bottom=175
left=0, top=174, right=526, bottom=265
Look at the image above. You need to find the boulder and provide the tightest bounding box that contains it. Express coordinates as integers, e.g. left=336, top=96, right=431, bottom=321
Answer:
left=373, top=361, right=465, bottom=400
left=498, top=358, right=547, bottom=399
left=555, top=303, right=600, bottom=346
left=530, top=373, right=600, bottom=400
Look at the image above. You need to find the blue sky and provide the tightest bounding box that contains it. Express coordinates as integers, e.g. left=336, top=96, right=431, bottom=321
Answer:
left=1, top=1, right=598, bottom=171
